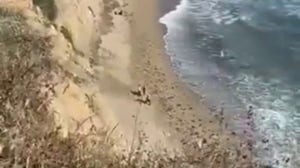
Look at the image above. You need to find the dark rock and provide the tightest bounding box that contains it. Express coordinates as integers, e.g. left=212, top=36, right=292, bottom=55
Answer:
left=261, top=165, right=273, bottom=168
left=284, top=157, right=290, bottom=163
left=262, top=138, right=269, bottom=143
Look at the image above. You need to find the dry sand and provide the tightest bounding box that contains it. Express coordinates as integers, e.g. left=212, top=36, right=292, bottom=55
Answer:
left=1, top=0, right=253, bottom=162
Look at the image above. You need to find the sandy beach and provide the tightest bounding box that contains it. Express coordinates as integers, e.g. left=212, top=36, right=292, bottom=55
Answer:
left=130, top=0, right=242, bottom=149
left=0, top=0, right=254, bottom=166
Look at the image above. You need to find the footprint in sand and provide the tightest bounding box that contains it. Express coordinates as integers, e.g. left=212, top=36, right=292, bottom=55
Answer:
left=166, top=107, right=173, bottom=112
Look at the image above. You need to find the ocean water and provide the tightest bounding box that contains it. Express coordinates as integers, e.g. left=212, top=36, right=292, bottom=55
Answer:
left=160, top=0, right=300, bottom=167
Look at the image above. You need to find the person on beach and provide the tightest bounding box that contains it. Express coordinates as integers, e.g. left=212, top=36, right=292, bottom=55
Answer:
left=144, top=93, right=151, bottom=105
left=140, top=85, right=146, bottom=96
left=247, top=105, right=253, bottom=119
left=219, top=107, right=224, bottom=126
left=140, top=86, right=151, bottom=105
left=130, top=84, right=143, bottom=97
left=130, top=84, right=151, bottom=105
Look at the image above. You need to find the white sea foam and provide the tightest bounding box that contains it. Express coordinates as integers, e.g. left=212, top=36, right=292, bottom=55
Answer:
left=232, top=73, right=299, bottom=167
left=159, top=0, right=189, bottom=32
left=159, top=0, right=300, bottom=167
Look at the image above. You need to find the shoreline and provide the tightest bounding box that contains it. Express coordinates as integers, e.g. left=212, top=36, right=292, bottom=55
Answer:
left=131, top=0, right=237, bottom=151
left=158, top=0, right=181, bottom=17
left=130, top=0, right=254, bottom=164
left=151, top=2, right=297, bottom=167
left=131, top=0, right=221, bottom=135
left=157, top=0, right=181, bottom=34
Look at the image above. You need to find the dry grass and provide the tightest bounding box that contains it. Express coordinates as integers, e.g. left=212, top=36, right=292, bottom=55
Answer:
left=0, top=8, right=118, bottom=168
left=0, top=9, right=78, bottom=167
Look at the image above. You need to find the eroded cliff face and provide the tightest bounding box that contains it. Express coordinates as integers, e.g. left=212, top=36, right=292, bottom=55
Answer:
left=30, top=0, right=133, bottom=145
left=0, top=0, right=116, bottom=137
left=0, top=0, right=133, bottom=149
left=37, top=0, right=175, bottom=154
left=47, top=0, right=106, bottom=136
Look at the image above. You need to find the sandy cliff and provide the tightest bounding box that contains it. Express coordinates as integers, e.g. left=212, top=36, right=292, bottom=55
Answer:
left=44, top=0, right=180, bottom=154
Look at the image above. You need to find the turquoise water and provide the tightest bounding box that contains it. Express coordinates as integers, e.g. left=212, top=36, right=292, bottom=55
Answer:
left=160, top=0, right=300, bottom=167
